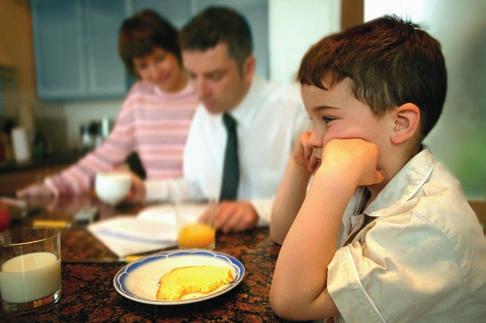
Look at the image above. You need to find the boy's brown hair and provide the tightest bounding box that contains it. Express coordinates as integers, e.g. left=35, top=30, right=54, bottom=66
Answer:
left=119, top=9, right=181, bottom=76
left=298, top=15, right=447, bottom=138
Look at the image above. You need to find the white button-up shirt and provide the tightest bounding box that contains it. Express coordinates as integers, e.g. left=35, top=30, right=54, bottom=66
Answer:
left=327, top=148, right=486, bottom=322
left=146, top=76, right=309, bottom=223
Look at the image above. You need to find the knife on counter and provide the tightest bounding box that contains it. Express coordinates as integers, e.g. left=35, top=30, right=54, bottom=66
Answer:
left=62, top=255, right=144, bottom=263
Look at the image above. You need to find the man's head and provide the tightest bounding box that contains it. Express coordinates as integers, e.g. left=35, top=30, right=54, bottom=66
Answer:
left=179, top=6, right=256, bottom=114
left=298, top=15, right=447, bottom=141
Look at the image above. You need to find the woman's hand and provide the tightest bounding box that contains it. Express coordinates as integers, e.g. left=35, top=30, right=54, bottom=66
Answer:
left=17, top=183, right=54, bottom=198
left=124, top=173, right=146, bottom=203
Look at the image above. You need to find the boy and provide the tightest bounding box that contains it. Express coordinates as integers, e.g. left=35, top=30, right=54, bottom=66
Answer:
left=269, top=16, right=486, bottom=322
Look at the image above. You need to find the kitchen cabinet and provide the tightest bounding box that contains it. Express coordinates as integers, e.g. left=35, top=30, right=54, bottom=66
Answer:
left=31, top=0, right=128, bottom=100
left=130, top=0, right=193, bottom=28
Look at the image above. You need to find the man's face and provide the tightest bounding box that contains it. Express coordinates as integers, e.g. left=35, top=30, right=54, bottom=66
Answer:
left=301, top=75, right=393, bottom=169
left=182, top=42, right=253, bottom=114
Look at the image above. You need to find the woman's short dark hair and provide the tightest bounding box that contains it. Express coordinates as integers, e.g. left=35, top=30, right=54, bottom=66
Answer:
left=179, top=6, right=253, bottom=70
left=298, top=15, right=447, bottom=138
left=119, top=9, right=181, bottom=76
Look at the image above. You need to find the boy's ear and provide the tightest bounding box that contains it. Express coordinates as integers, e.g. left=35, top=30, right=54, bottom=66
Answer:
left=390, top=103, right=421, bottom=145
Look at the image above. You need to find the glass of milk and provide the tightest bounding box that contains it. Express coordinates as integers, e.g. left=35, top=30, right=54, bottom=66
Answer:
left=0, top=227, right=61, bottom=313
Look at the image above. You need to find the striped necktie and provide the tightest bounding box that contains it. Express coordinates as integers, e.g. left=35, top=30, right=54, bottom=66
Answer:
left=219, top=113, right=239, bottom=200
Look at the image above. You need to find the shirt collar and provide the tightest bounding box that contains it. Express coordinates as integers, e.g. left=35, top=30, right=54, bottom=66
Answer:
left=227, top=76, right=267, bottom=129
left=364, top=147, right=436, bottom=217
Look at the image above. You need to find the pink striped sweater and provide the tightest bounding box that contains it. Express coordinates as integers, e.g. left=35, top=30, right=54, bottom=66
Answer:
left=45, top=81, right=199, bottom=196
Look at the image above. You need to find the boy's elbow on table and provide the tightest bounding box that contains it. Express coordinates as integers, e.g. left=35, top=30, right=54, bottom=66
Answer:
left=270, top=288, right=336, bottom=321
left=270, top=286, right=301, bottom=320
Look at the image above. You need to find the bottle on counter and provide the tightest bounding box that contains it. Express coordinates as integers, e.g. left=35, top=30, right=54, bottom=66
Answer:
left=11, top=127, right=31, bottom=163
left=32, top=130, right=49, bottom=159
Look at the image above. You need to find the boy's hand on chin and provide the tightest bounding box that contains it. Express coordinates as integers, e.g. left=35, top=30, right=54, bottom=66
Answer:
left=292, top=131, right=317, bottom=173
left=317, top=138, right=384, bottom=186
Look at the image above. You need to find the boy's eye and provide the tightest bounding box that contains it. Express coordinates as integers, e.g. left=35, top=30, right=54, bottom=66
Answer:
left=322, top=116, right=336, bottom=124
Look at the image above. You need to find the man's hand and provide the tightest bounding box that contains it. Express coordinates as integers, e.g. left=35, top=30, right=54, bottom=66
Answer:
left=199, top=201, right=259, bottom=233
left=292, top=131, right=319, bottom=174
left=16, top=183, right=54, bottom=198
left=318, top=138, right=384, bottom=186
left=124, top=173, right=146, bottom=203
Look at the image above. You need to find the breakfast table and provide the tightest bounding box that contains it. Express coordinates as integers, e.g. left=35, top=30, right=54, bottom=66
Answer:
left=0, top=195, right=294, bottom=322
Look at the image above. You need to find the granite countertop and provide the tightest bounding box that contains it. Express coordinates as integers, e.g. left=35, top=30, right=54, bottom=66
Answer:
left=0, top=197, right=294, bottom=322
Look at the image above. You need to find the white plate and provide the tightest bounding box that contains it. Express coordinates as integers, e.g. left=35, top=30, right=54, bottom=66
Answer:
left=113, top=249, right=245, bottom=305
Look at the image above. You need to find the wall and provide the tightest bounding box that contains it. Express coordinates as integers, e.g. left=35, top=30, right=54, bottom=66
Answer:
left=62, top=100, right=122, bottom=148
left=0, top=0, right=36, bottom=115
left=365, top=0, right=486, bottom=199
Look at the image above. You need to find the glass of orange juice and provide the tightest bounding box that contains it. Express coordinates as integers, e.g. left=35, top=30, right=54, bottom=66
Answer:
left=176, top=199, right=217, bottom=249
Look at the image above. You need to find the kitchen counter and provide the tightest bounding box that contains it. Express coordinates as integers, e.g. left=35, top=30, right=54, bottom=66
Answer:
left=0, top=196, right=296, bottom=322
left=0, top=150, right=84, bottom=174
left=0, top=151, right=85, bottom=195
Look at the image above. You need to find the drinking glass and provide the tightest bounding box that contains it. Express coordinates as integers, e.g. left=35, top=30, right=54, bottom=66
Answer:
left=175, top=199, right=217, bottom=249
left=0, top=227, right=61, bottom=313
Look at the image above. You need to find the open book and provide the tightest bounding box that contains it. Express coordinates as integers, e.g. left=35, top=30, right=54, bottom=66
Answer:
left=88, top=204, right=206, bottom=257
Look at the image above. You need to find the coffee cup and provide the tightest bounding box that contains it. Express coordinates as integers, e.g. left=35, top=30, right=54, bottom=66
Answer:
left=94, top=172, right=131, bottom=205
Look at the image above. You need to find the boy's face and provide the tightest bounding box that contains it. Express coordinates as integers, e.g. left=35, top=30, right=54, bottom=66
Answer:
left=301, top=75, right=392, bottom=168
left=182, top=42, right=253, bottom=114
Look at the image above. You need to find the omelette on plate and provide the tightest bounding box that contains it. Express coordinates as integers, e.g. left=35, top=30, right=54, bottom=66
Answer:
left=156, top=265, right=235, bottom=301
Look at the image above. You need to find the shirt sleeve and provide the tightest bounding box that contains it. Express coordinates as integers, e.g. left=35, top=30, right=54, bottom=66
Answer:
left=44, top=97, right=136, bottom=195
left=144, top=178, right=205, bottom=202
left=327, top=212, right=464, bottom=323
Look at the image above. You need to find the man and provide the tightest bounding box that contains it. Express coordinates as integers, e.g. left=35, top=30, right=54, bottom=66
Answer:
left=139, top=6, right=308, bottom=233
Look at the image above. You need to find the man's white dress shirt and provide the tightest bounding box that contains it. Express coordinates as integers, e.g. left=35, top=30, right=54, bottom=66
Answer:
left=146, top=76, right=309, bottom=223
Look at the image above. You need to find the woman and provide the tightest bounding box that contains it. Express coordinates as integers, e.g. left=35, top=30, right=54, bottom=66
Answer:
left=17, top=9, right=199, bottom=197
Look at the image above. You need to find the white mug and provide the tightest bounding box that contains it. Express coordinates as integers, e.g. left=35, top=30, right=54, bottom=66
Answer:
left=94, top=172, right=131, bottom=205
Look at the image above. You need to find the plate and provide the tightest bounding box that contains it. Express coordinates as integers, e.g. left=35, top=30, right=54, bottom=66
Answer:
left=113, top=249, right=245, bottom=305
